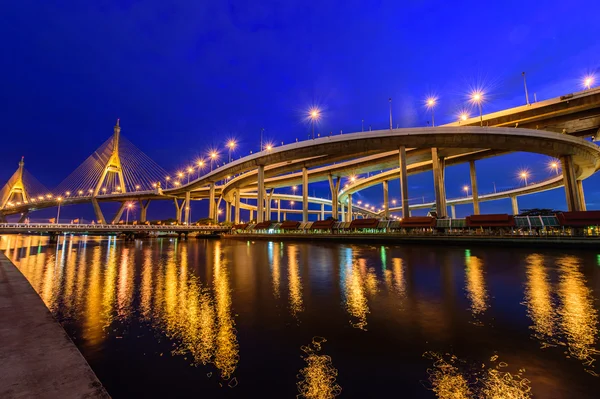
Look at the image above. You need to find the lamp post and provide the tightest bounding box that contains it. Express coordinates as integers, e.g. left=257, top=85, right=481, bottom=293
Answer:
left=522, top=72, right=530, bottom=105
left=584, top=76, right=594, bottom=90
left=463, top=186, right=469, bottom=197
left=260, top=128, right=264, bottom=152
left=165, top=176, right=170, bottom=189
left=187, top=167, right=193, bottom=184
left=227, top=140, right=236, bottom=162
left=426, top=97, right=436, bottom=127
left=126, top=203, right=133, bottom=224
left=550, top=161, right=559, bottom=175
left=210, top=151, right=217, bottom=171
left=197, top=160, right=204, bottom=178
left=56, top=197, right=62, bottom=224
left=520, top=171, right=529, bottom=186
left=472, top=92, right=483, bottom=127
left=309, top=108, right=320, bottom=139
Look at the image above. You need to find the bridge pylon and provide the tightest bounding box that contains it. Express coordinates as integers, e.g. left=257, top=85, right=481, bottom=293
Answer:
left=0, top=157, right=29, bottom=209
left=93, top=119, right=126, bottom=197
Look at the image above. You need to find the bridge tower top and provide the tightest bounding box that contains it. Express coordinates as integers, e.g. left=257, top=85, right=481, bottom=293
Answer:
left=0, top=157, right=29, bottom=208
left=93, top=119, right=126, bottom=196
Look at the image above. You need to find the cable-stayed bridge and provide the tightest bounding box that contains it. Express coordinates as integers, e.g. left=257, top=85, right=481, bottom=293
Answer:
left=1, top=87, right=600, bottom=227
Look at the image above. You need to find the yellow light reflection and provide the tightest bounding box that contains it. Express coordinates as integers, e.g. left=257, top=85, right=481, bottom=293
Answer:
left=556, top=256, right=599, bottom=370
left=288, top=245, right=304, bottom=318
left=343, top=259, right=377, bottom=330
left=465, top=255, right=488, bottom=321
left=523, top=254, right=556, bottom=344
left=297, top=337, right=342, bottom=399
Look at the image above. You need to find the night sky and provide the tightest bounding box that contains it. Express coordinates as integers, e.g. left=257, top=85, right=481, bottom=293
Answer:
left=1, top=1, right=599, bottom=221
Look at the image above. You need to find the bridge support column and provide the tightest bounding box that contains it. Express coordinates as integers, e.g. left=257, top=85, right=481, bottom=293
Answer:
left=348, top=194, right=353, bottom=221
left=277, top=199, right=281, bottom=222
left=257, top=165, right=265, bottom=223
left=112, top=202, right=127, bottom=224
left=184, top=191, right=191, bottom=224
left=511, top=196, right=519, bottom=216
left=320, top=203, right=325, bottom=221
left=139, top=199, right=151, bottom=223
left=450, top=205, right=456, bottom=219
left=174, top=198, right=185, bottom=223
left=560, top=155, right=582, bottom=212
left=91, top=198, right=106, bottom=224
left=328, top=174, right=341, bottom=220
left=234, top=191, right=241, bottom=224
left=283, top=211, right=286, bottom=221
left=225, top=201, right=231, bottom=223
left=18, top=211, right=29, bottom=223
left=341, top=203, right=345, bottom=222
left=432, top=148, right=447, bottom=217
left=577, top=180, right=586, bottom=211
left=209, top=182, right=216, bottom=220
left=399, top=146, right=410, bottom=220
left=383, top=180, right=390, bottom=219
left=266, top=189, right=274, bottom=221
left=469, top=160, right=480, bottom=215
left=249, top=209, right=254, bottom=222
left=302, top=167, right=308, bottom=222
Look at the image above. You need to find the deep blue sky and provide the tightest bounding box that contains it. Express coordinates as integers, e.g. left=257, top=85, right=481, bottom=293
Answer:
left=1, top=1, right=599, bottom=220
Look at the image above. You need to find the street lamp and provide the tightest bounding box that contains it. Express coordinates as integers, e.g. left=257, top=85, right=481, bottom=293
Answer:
left=65, top=191, right=71, bottom=196
left=265, top=144, right=273, bottom=151
left=292, top=185, right=297, bottom=195
left=227, top=140, right=236, bottom=162
left=471, top=91, right=484, bottom=127
left=549, top=161, right=560, bottom=175
left=290, top=200, right=295, bottom=209
left=56, top=197, right=63, bottom=224
left=426, top=97, right=436, bottom=127
left=135, top=185, right=140, bottom=191
left=584, top=76, right=594, bottom=90
left=78, top=190, right=83, bottom=195
left=459, top=112, right=469, bottom=123
left=463, top=185, right=469, bottom=196
left=210, top=151, right=218, bottom=171
left=197, top=160, right=204, bottom=178
left=165, top=176, right=170, bottom=188
left=309, top=107, right=320, bottom=139
left=520, top=171, right=529, bottom=186
left=187, top=167, right=193, bottom=184
left=126, top=203, right=133, bottom=224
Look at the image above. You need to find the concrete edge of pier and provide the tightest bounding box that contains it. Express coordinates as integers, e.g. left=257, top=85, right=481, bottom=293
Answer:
left=0, top=252, right=110, bottom=399
left=223, top=233, right=600, bottom=249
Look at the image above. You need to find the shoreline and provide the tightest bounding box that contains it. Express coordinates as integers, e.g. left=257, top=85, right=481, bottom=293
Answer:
left=223, top=233, right=600, bottom=248
left=0, top=252, right=110, bottom=398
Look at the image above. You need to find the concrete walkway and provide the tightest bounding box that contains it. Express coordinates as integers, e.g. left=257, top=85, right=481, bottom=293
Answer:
left=0, top=252, right=109, bottom=398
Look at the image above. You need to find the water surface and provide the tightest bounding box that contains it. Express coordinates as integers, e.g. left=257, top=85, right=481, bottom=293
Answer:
left=1, top=235, right=599, bottom=398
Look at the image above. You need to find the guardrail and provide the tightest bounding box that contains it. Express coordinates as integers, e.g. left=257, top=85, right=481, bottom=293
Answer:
left=0, top=223, right=230, bottom=232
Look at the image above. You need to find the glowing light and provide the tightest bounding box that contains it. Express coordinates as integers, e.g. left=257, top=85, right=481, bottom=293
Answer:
left=178, top=172, right=184, bottom=178
left=210, top=151, right=218, bottom=159
left=350, top=175, right=356, bottom=182
left=187, top=167, right=193, bottom=173
left=38, top=196, right=44, bottom=200
left=166, top=176, right=171, bottom=181
left=197, top=160, right=204, bottom=167
left=127, top=203, right=133, bottom=208
left=57, top=197, right=63, bottom=202
left=102, top=188, right=106, bottom=193
left=175, top=181, right=181, bottom=186
left=227, top=140, right=236, bottom=149
left=392, top=199, right=397, bottom=205
left=463, top=185, right=469, bottom=192
left=217, top=209, right=222, bottom=214
left=309, top=107, right=320, bottom=120
left=65, top=191, right=71, bottom=196
left=584, top=75, right=594, bottom=90
left=471, top=91, right=483, bottom=103
left=518, top=169, right=530, bottom=185
left=460, top=113, right=469, bottom=121
left=78, top=190, right=83, bottom=195
left=135, top=185, right=140, bottom=190
left=152, top=183, right=157, bottom=188
left=88, top=189, right=93, bottom=193
left=426, top=97, right=437, bottom=107
left=266, top=144, right=273, bottom=151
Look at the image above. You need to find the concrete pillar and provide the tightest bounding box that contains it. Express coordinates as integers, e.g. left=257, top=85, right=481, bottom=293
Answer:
left=328, top=174, right=341, bottom=220
left=560, top=155, right=581, bottom=212
left=139, top=199, right=150, bottom=223
left=469, top=160, right=480, bottom=215
left=321, top=203, right=325, bottom=220
left=208, top=182, right=215, bottom=220
left=91, top=198, right=106, bottom=224
left=577, top=180, right=586, bottom=211
left=111, top=202, right=127, bottom=224
left=266, top=189, right=274, bottom=221
left=234, top=191, right=240, bottom=224
left=174, top=198, right=184, bottom=223
left=225, top=201, right=231, bottom=222
left=341, top=203, right=346, bottom=222
left=249, top=209, right=254, bottom=222
left=383, top=180, right=390, bottom=218
left=348, top=194, right=353, bottom=221
left=283, top=211, right=287, bottom=221
left=398, top=146, right=409, bottom=219
left=277, top=199, right=281, bottom=222
left=302, top=167, right=308, bottom=222
left=257, top=165, right=265, bottom=222
left=511, top=196, right=519, bottom=215
left=431, top=148, right=447, bottom=217
left=184, top=191, right=191, bottom=224
left=450, top=205, right=456, bottom=219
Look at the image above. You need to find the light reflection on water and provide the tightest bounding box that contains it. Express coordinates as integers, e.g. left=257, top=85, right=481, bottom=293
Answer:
left=1, top=235, right=599, bottom=398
